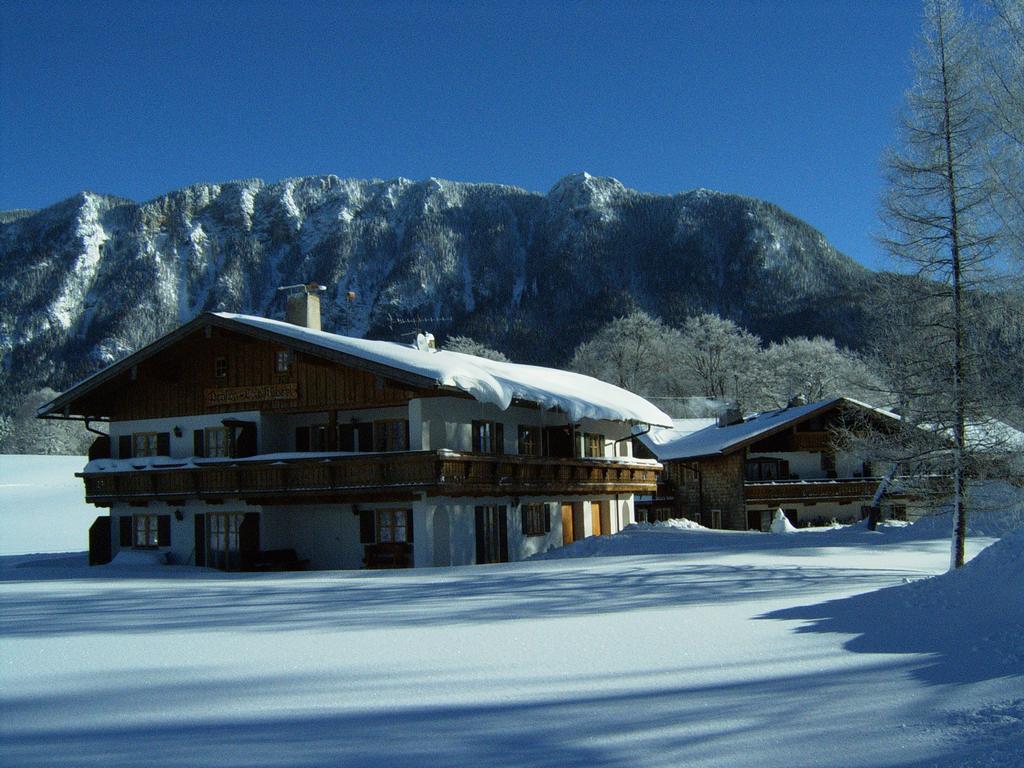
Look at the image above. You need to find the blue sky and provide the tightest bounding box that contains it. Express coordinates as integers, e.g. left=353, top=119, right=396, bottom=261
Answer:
left=1, top=0, right=923, bottom=270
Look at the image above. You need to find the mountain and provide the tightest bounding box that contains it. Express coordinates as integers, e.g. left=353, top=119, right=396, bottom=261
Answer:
left=0, top=172, right=878, bottom=417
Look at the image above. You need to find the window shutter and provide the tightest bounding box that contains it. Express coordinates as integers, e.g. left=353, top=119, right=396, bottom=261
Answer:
left=359, top=510, right=375, bottom=544
left=472, top=421, right=481, bottom=452
left=356, top=422, right=373, bottom=452
left=119, top=516, right=132, bottom=546
left=157, top=432, right=170, bottom=456
left=157, top=515, right=171, bottom=546
left=119, top=435, right=132, bottom=459
left=498, top=506, right=509, bottom=562
left=474, top=506, right=485, bottom=564
left=495, top=423, right=504, bottom=455
left=403, top=420, right=410, bottom=451
left=194, top=515, right=206, bottom=567
left=521, top=506, right=529, bottom=535
left=193, top=430, right=205, bottom=458
left=544, top=505, right=552, bottom=533
left=295, top=426, right=310, bottom=452
left=240, top=513, right=260, bottom=556
left=236, top=424, right=257, bottom=458
left=338, top=425, right=355, bottom=452
left=406, top=510, right=414, bottom=543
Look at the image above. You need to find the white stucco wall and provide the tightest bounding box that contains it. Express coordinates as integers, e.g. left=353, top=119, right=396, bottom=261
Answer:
left=413, top=396, right=636, bottom=456
left=108, top=411, right=262, bottom=459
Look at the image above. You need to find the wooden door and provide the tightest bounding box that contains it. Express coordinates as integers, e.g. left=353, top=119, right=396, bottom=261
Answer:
left=561, top=503, right=574, bottom=545
left=475, top=505, right=509, bottom=564
left=591, top=501, right=602, bottom=537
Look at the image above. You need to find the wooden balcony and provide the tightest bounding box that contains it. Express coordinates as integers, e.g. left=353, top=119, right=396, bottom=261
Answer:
left=744, top=477, right=882, bottom=504
left=743, top=475, right=944, bottom=504
left=79, top=451, right=661, bottom=506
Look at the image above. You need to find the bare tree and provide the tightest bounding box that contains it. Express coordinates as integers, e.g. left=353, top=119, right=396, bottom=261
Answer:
left=879, top=0, right=1002, bottom=567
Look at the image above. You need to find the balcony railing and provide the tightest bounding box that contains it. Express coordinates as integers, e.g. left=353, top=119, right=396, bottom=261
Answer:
left=79, top=450, right=661, bottom=505
left=743, top=475, right=946, bottom=503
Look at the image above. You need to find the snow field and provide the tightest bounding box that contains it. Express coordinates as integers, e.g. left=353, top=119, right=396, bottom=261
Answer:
left=0, top=456, right=1021, bottom=767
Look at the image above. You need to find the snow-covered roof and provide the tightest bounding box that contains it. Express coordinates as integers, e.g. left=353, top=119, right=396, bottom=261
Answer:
left=208, top=314, right=675, bottom=426
left=640, top=396, right=900, bottom=461
left=48, top=313, right=659, bottom=430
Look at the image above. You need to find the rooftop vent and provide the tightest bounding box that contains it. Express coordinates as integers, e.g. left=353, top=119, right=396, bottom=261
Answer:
left=787, top=394, right=808, bottom=408
left=278, top=283, right=325, bottom=330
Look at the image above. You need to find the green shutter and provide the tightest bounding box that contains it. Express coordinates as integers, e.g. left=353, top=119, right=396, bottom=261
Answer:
left=474, top=506, right=486, bottom=563
left=359, top=510, right=376, bottom=544
left=157, top=515, right=171, bottom=546
left=119, top=516, right=132, bottom=546
left=119, top=435, right=132, bottom=459
left=157, top=432, right=170, bottom=456
left=295, top=426, right=310, bottom=452
left=193, top=430, right=205, bottom=457
left=406, top=510, right=414, bottom=543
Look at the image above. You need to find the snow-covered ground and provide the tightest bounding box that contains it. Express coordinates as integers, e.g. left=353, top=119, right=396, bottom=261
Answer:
left=1, top=456, right=1021, bottom=767
left=0, top=454, right=98, bottom=555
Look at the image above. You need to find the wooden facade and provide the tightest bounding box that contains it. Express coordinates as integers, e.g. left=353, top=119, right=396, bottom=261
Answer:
left=71, top=325, right=440, bottom=421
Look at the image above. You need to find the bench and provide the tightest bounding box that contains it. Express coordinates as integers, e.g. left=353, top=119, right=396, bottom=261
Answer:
left=363, top=542, right=412, bottom=569
left=246, top=548, right=310, bottom=572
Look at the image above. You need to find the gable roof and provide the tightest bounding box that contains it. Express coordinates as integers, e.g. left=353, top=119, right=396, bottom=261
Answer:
left=39, top=312, right=673, bottom=427
left=639, top=396, right=900, bottom=461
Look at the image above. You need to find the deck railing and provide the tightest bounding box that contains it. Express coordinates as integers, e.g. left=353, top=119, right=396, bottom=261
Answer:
left=80, top=451, right=660, bottom=504
left=743, top=475, right=946, bottom=502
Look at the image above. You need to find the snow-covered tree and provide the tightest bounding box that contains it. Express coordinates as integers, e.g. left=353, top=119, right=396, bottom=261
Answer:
left=676, top=314, right=762, bottom=407
left=568, top=311, right=683, bottom=396
left=979, top=0, right=1024, bottom=262
left=442, top=335, right=509, bottom=362
left=762, top=336, right=885, bottom=408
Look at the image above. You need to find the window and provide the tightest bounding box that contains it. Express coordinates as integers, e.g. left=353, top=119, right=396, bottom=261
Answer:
left=821, top=451, right=837, bottom=477
left=339, top=422, right=373, bottom=452
left=583, top=433, right=605, bottom=458
left=204, top=427, right=230, bottom=458
left=275, top=349, right=292, bottom=373
left=521, top=503, right=551, bottom=536
left=472, top=420, right=503, bottom=454
left=745, top=457, right=789, bottom=481
left=214, top=356, right=228, bottom=378
left=374, top=420, right=409, bottom=452
left=132, top=432, right=165, bottom=457
left=133, top=514, right=169, bottom=548
left=359, top=509, right=413, bottom=544
left=518, top=425, right=541, bottom=456
left=377, top=509, right=409, bottom=543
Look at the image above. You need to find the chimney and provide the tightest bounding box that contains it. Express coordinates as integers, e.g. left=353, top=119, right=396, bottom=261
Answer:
left=787, top=394, right=807, bottom=408
left=717, top=403, right=743, bottom=428
left=279, top=283, right=325, bottom=330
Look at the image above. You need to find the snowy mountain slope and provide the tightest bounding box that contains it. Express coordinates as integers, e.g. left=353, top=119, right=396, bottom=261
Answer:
left=0, top=172, right=876, bottom=412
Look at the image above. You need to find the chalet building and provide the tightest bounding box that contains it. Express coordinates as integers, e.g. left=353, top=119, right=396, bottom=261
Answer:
left=635, top=396, right=931, bottom=530
left=38, top=287, right=670, bottom=570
